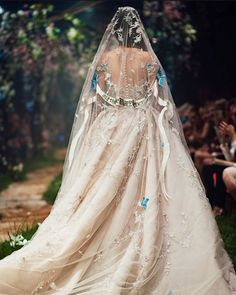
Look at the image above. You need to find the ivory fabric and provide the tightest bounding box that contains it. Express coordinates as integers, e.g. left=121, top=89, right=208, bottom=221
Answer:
left=0, top=105, right=235, bottom=294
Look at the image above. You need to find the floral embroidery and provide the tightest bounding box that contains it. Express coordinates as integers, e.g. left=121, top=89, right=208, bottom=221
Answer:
left=176, top=155, right=211, bottom=210
left=110, top=7, right=144, bottom=46
left=94, top=250, right=103, bottom=262
left=95, top=58, right=156, bottom=106
left=171, top=126, right=180, bottom=137
left=134, top=210, right=145, bottom=224
left=97, top=63, right=108, bottom=72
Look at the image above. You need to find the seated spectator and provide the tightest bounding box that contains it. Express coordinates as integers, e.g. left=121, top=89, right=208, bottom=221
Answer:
left=219, top=120, right=236, bottom=203
left=178, top=99, right=236, bottom=216
left=223, top=167, right=236, bottom=202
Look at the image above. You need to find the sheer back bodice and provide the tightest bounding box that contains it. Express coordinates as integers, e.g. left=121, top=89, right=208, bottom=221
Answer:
left=96, top=47, right=158, bottom=106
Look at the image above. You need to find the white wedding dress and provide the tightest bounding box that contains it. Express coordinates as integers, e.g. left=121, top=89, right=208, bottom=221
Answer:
left=0, top=6, right=235, bottom=295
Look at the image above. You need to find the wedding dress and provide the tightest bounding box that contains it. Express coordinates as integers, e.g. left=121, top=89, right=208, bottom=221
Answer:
left=0, top=6, right=236, bottom=295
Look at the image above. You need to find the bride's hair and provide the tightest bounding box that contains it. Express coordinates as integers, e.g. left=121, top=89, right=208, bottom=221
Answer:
left=111, top=6, right=147, bottom=50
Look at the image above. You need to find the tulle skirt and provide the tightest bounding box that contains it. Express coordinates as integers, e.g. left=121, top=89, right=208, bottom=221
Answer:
left=0, top=105, right=235, bottom=295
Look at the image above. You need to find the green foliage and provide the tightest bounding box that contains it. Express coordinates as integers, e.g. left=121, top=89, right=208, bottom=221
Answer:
left=0, top=224, right=39, bottom=260
left=23, top=150, right=63, bottom=172
left=0, top=174, right=12, bottom=192
left=143, top=1, right=197, bottom=84
left=8, top=163, right=26, bottom=182
left=0, top=3, right=86, bottom=75
left=0, top=3, right=91, bottom=176
left=43, top=172, right=62, bottom=205
left=216, top=213, right=236, bottom=267
left=0, top=148, right=63, bottom=193
left=0, top=163, right=26, bottom=192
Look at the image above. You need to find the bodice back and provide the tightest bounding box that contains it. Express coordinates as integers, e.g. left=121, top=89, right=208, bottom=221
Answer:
left=96, top=47, right=158, bottom=106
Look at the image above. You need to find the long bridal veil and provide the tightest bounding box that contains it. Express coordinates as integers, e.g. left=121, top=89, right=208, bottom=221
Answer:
left=57, top=5, right=192, bottom=202
left=0, top=6, right=236, bottom=295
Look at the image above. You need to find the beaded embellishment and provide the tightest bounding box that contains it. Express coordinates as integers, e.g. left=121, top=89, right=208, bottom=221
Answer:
left=96, top=84, right=153, bottom=108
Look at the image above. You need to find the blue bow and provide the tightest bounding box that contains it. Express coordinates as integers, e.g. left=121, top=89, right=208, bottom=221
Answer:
left=157, top=68, right=166, bottom=87
left=91, top=70, right=98, bottom=92
left=140, top=196, right=149, bottom=209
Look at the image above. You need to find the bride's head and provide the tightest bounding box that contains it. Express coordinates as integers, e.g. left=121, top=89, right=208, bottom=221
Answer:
left=110, top=6, right=147, bottom=50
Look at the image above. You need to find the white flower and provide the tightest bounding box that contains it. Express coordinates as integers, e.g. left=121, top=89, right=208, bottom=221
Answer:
left=17, top=10, right=25, bottom=17
left=133, top=34, right=142, bottom=44
left=9, top=234, right=28, bottom=247
left=18, top=163, right=23, bottom=172
left=12, top=163, right=24, bottom=172
left=32, top=11, right=38, bottom=17
left=46, top=25, right=54, bottom=39
left=0, top=6, right=4, bottom=14
left=67, top=28, right=78, bottom=41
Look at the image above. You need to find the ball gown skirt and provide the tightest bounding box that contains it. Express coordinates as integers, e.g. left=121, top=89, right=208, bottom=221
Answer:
left=0, top=104, right=236, bottom=295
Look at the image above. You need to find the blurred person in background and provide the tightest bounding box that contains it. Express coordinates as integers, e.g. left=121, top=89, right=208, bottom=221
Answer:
left=219, top=121, right=236, bottom=203
left=180, top=99, right=236, bottom=216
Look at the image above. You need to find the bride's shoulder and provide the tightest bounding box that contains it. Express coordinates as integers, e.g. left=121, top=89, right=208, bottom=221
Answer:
left=106, top=47, right=149, bottom=57
left=98, top=48, right=158, bottom=66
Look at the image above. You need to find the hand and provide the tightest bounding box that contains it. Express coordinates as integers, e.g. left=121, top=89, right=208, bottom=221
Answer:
left=203, top=155, right=215, bottom=166
left=218, top=121, right=235, bottom=139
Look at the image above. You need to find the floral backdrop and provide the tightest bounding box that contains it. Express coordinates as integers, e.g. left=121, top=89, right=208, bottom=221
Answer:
left=0, top=1, right=196, bottom=179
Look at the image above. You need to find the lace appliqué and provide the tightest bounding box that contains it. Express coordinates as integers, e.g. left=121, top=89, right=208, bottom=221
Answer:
left=96, top=60, right=155, bottom=107
left=109, top=7, right=144, bottom=46
left=176, top=155, right=212, bottom=210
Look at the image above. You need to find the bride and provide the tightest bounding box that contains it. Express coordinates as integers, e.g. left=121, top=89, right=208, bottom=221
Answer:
left=0, top=6, right=235, bottom=295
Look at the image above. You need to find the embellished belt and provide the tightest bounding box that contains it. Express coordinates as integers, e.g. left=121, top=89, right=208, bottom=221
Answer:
left=96, top=84, right=153, bottom=108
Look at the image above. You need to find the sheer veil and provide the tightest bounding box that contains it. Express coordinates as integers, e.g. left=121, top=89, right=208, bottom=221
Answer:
left=55, top=6, right=193, bottom=204
left=2, top=6, right=234, bottom=295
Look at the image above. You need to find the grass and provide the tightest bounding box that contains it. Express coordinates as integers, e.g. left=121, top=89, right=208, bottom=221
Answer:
left=43, top=172, right=62, bottom=205
left=0, top=174, right=13, bottom=192
left=0, top=224, right=39, bottom=260
left=23, top=149, right=63, bottom=172
left=0, top=147, right=64, bottom=259
left=216, top=212, right=236, bottom=267
left=0, top=148, right=64, bottom=193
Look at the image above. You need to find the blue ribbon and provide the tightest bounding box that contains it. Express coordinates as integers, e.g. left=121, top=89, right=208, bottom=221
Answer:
left=91, top=70, right=98, bottom=92
left=140, top=196, right=149, bottom=209
left=156, top=68, right=166, bottom=87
